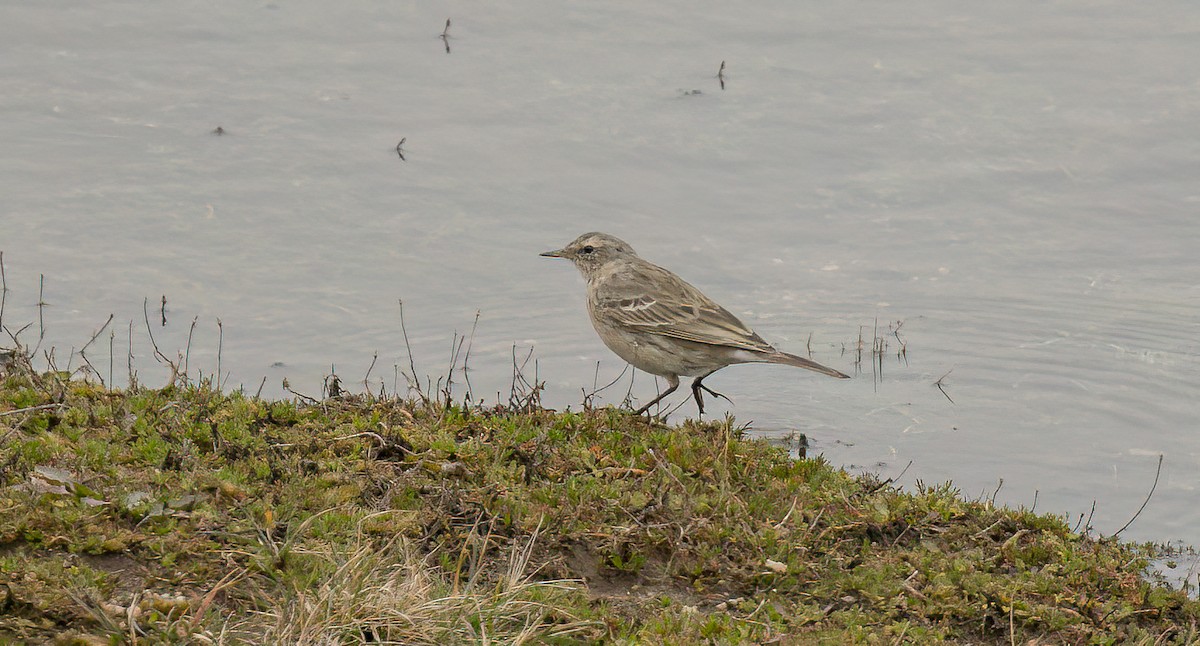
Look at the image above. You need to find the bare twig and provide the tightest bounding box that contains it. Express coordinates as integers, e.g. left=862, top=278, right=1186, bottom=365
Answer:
left=127, top=320, right=137, bottom=388
left=0, top=402, right=64, bottom=417
left=717, top=60, right=726, bottom=90
left=440, top=18, right=452, bottom=53
left=183, top=316, right=198, bottom=377
left=462, top=310, right=480, bottom=402
left=0, top=251, right=7, bottom=336
left=854, top=325, right=865, bottom=374
left=582, top=363, right=631, bottom=409
left=363, top=351, right=379, bottom=394
left=398, top=299, right=430, bottom=405
left=142, top=297, right=181, bottom=385
left=934, top=369, right=955, bottom=404
left=216, top=318, right=224, bottom=390
left=78, top=314, right=115, bottom=385
left=442, top=331, right=467, bottom=408
left=866, top=460, right=914, bottom=494
left=332, top=431, right=387, bottom=445
left=872, top=317, right=883, bottom=388
left=1110, top=454, right=1164, bottom=539
left=621, top=366, right=637, bottom=410
left=32, top=274, right=47, bottom=356
left=893, top=320, right=908, bottom=364
left=1072, top=501, right=1098, bottom=535
left=508, top=344, right=543, bottom=412
left=283, top=377, right=319, bottom=405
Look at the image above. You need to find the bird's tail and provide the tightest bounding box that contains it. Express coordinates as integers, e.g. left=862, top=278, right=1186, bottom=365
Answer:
left=768, top=351, right=851, bottom=379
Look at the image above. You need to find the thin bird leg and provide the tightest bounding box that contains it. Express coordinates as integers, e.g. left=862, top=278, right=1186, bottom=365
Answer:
left=634, top=375, right=680, bottom=416
left=691, top=369, right=731, bottom=415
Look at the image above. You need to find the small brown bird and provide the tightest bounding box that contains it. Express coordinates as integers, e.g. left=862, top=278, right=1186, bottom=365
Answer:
left=541, top=232, right=849, bottom=415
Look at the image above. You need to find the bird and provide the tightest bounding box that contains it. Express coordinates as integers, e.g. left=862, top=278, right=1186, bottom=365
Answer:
left=541, top=232, right=849, bottom=415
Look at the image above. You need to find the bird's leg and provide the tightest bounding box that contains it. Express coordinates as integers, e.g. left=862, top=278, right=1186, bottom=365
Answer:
left=634, top=375, right=680, bottom=416
left=691, top=370, right=731, bottom=415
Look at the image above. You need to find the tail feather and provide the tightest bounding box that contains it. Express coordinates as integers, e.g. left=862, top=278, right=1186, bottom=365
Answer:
left=769, top=351, right=850, bottom=379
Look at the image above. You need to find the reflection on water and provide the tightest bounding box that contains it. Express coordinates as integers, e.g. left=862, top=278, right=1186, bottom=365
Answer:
left=1, top=0, right=1198, bottom=545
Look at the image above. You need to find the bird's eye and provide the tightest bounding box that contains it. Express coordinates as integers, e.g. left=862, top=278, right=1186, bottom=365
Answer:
left=581, top=245, right=595, bottom=254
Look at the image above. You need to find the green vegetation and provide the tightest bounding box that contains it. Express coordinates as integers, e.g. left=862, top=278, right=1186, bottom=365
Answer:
left=0, top=361, right=1197, bottom=644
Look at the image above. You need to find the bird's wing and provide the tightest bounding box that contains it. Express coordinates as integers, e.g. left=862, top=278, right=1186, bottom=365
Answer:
left=592, top=260, right=776, bottom=353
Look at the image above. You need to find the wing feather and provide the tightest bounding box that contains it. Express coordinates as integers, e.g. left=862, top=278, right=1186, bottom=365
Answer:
left=591, top=260, right=775, bottom=353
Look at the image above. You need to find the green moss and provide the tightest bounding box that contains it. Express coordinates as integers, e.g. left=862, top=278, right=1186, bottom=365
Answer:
left=0, top=372, right=1197, bottom=644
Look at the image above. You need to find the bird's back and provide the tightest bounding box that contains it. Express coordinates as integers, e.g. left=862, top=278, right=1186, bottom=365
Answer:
left=588, top=256, right=776, bottom=354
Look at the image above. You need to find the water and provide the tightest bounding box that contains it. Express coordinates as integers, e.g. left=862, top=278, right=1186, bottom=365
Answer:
left=1, top=1, right=1198, bottom=549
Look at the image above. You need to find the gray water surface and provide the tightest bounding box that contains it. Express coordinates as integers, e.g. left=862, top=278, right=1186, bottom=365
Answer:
left=2, top=1, right=1198, bottom=551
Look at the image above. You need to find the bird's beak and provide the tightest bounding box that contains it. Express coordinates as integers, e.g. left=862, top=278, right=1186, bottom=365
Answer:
left=540, top=248, right=565, bottom=258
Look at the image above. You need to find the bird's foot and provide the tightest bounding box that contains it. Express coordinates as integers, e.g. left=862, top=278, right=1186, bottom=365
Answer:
left=691, top=379, right=732, bottom=416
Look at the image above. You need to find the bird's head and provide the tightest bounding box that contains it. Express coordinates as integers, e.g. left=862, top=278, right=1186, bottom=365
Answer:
left=540, top=232, right=638, bottom=277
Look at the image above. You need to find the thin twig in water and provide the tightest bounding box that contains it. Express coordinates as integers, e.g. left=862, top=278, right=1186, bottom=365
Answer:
left=854, top=325, right=865, bottom=374
left=893, top=319, right=908, bottom=364
left=934, top=369, right=955, bottom=404
left=872, top=317, right=883, bottom=388
left=1110, top=454, right=1164, bottom=539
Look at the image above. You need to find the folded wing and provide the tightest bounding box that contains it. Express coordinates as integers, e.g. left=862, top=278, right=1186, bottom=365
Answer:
left=593, top=261, right=777, bottom=354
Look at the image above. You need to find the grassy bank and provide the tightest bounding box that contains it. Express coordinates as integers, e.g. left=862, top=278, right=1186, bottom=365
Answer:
left=1, top=362, right=1197, bottom=644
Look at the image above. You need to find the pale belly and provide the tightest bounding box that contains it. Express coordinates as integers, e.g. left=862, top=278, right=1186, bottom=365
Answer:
left=591, top=319, right=755, bottom=378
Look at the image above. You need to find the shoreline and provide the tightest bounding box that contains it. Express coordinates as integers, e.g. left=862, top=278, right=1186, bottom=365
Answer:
left=1, top=360, right=1197, bottom=643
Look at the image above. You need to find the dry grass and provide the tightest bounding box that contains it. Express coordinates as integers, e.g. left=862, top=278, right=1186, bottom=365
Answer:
left=222, top=515, right=594, bottom=645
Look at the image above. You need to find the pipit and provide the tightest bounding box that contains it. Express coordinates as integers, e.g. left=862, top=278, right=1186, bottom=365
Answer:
left=541, top=232, right=849, bottom=415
